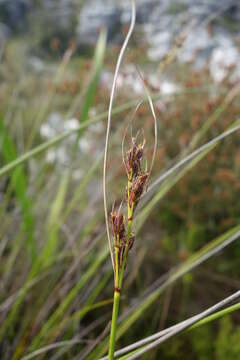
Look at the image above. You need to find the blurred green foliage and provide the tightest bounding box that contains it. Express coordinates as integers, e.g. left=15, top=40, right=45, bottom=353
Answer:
left=0, top=17, right=240, bottom=359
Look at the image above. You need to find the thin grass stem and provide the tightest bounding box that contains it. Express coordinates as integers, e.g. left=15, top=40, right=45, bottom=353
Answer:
left=108, top=291, right=121, bottom=360
left=103, top=0, right=136, bottom=271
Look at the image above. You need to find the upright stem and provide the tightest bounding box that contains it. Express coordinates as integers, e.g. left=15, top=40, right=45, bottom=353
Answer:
left=119, top=178, right=133, bottom=288
left=108, top=290, right=120, bottom=360
left=119, top=215, right=133, bottom=289
left=108, top=179, right=133, bottom=359
left=106, top=2, right=136, bottom=357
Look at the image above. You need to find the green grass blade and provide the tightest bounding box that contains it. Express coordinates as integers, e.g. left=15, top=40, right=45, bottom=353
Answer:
left=117, top=295, right=240, bottom=359
left=0, top=118, right=36, bottom=260
left=39, top=171, right=70, bottom=269
left=188, top=301, right=240, bottom=331
left=88, top=224, right=240, bottom=358
left=189, top=85, right=240, bottom=150
left=29, top=248, right=108, bottom=351
left=27, top=45, right=74, bottom=149
left=0, top=87, right=209, bottom=179
left=137, top=118, right=240, bottom=231
left=88, top=120, right=240, bottom=359
left=0, top=31, right=106, bottom=344
left=116, top=300, right=240, bottom=359
left=80, top=30, right=106, bottom=125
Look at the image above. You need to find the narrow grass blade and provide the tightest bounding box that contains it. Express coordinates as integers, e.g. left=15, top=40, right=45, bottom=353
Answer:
left=80, top=30, right=106, bottom=125
left=138, top=119, right=240, bottom=230
left=0, top=118, right=36, bottom=260
left=188, top=84, right=240, bottom=150
left=104, top=294, right=240, bottom=358
left=27, top=46, right=74, bottom=148
left=88, top=224, right=240, bottom=358
left=0, top=87, right=210, bottom=179
left=29, top=248, right=108, bottom=351
left=21, top=339, right=84, bottom=360
left=0, top=31, right=107, bottom=346
left=120, top=290, right=240, bottom=359
left=39, top=171, right=70, bottom=268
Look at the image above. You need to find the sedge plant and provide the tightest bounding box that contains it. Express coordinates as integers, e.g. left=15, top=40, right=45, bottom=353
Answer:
left=103, top=1, right=136, bottom=358
left=108, top=134, right=149, bottom=359
left=103, top=1, right=158, bottom=358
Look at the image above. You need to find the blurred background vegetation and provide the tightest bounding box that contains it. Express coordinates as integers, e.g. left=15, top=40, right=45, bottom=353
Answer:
left=0, top=0, right=240, bottom=359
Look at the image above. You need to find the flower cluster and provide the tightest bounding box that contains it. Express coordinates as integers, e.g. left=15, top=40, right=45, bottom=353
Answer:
left=125, top=137, right=145, bottom=180
left=111, top=211, right=134, bottom=267
left=111, top=136, right=148, bottom=271
left=128, top=173, right=148, bottom=210
left=111, top=212, right=125, bottom=244
left=125, top=138, right=149, bottom=213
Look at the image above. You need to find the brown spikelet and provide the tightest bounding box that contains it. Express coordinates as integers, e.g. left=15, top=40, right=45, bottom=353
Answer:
left=128, top=172, right=149, bottom=210
left=125, top=137, right=146, bottom=180
left=111, top=211, right=126, bottom=243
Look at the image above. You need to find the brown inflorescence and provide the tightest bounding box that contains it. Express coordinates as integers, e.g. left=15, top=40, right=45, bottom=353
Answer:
left=111, top=211, right=126, bottom=245
left=125, top=137, right=145, bottom=180
left=111, top=210, right=127, bottom=267
left=128, top=173, right=149, bottom=211
left=126, top=137, right=149, bottom=212
left=111, top=135, right=149, bottom=270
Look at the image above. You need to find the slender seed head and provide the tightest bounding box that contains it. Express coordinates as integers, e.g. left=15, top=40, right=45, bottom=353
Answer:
left=125, top=137, right=146, bottom=180
left=129, top=172, right=149, bottom=210
left=111, top=133, right=148, bottom=270
left=111, top=211, right=126, bottom=243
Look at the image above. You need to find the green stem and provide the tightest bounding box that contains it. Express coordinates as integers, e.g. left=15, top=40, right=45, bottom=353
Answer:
left=108, top=290, right=121, bottom=360
left=108, top=178, right=133, bottom=359
left=119, top=216, right=132, bottom=289
left=119, top=178, right=133, bottom=289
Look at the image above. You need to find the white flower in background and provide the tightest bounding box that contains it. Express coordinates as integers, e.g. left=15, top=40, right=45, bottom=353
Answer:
left=78, top=138, right=91, bottom=153
left=160, top=80, right=180, bottom=95
left=179, top=27, right=212, bottom=63
left=210, top=45, right=239, bottom=82
left=40, top=113, right=80, bottom=165
left=147, top=31, right=171, bottom=61
left=46, top=149, right=56, bottom=164
left=40, top=123, right=56, bottom=139
left=64, top=118, right=79, bottom=131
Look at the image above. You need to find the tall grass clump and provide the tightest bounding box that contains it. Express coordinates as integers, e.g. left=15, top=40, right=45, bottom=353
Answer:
left=1, top=1, right=240, bottom=359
